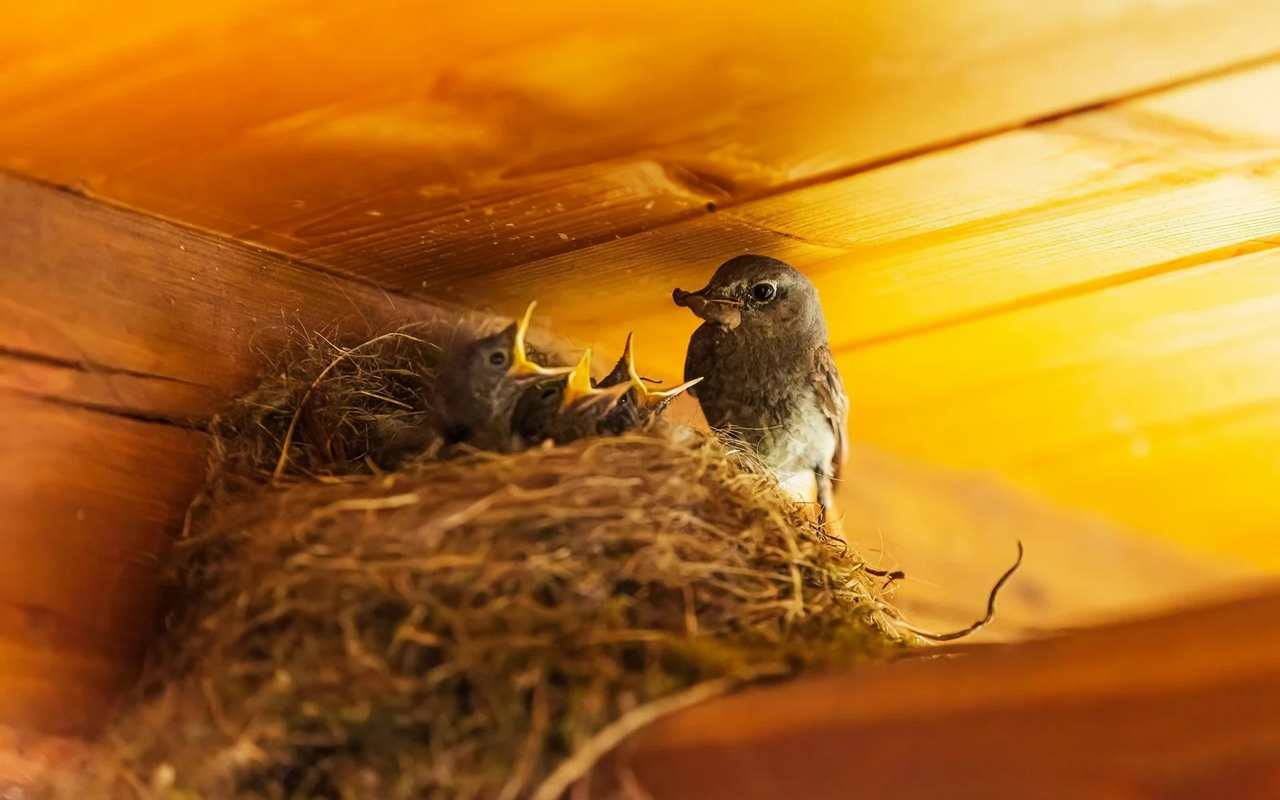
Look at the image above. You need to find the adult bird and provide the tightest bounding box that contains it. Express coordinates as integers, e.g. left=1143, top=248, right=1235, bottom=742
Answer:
left=673, top=254, right=848, bottom=522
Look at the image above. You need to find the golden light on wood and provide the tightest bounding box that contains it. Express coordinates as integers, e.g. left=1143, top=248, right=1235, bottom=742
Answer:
left=4, top=0, right=1280, bottom=776
left=452, top=63, right=1280, bottom=570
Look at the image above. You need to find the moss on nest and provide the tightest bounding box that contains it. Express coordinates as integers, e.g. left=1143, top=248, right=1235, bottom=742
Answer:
left=52, top=327, right=909, bottom=800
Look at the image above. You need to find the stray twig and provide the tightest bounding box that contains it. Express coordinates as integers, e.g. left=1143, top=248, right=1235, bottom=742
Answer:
left=496, top=671, right=550, bottom=800
left=863, top=565, right=906, bottom=591
left=891, top=541, right=1024, bottom=643
left=529, top=677, right=745, bottom=800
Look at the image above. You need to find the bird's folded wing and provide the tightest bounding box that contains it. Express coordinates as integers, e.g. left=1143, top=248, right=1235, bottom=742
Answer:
left=814, top=345, right=849, bottom=482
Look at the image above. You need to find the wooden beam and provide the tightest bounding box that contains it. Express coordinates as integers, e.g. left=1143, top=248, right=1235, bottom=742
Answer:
left=1, top=166, right=1257, bottom=742
left=0, top=0, right=1277, bottom=284
left=0, top=173, right=472, bottom=734
left=616, top=584, right=1280, bottom=800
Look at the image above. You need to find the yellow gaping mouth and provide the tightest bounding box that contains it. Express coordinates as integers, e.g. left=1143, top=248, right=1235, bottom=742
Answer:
left=623, top=333, right=703, bottom=406
left=559, top=344, right=639, bottom=412
left=559, top=348, right=599, bottom=410
left=510, top=301, right=576, bottom=378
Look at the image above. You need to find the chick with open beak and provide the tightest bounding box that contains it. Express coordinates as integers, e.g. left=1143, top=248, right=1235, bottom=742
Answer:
left=438, top=301, right=574, bottom=451
left=512, top=334, right=702, bottom=443
left=596, top=342, right=662, bottom=390
left=599, top=333, right=703, bottom=435
left=511, top=348, right=633, bottom=445
left=674, top=255, right=848, bottom=524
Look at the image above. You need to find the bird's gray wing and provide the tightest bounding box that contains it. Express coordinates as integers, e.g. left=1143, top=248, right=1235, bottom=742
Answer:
left=814, top=345, right=849, bottom=481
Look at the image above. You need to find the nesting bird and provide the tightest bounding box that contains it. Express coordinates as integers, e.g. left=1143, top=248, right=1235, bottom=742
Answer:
left=437, top=302, right=574, bottom=451
left=513, top=336, right=702, bottom=444
left=596, top=343, right=660, bottom=390
left=673, top=255, right=848, bottom=522
left=440, top=303, right=700, bottom=453
left=598, top=334, right=703, bottom=436
left=510, top=348, right=630, bottom=444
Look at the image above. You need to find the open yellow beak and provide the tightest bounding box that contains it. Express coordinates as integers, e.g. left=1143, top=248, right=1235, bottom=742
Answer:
left=559, top=348, right=632, bottom=411
left=559, top=348, right=598, bottom=409
left=624, top=333, right=703, bottom=406
left=511, top=301, right=575, bottom=378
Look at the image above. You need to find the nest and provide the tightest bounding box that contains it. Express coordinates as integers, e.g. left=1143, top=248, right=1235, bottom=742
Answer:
left=209, top=327, right=448, bottom=492
left=51, top=323, right=909, bottom=800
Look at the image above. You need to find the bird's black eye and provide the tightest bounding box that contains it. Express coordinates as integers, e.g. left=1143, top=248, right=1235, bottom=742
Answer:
left=751, top=282, right=777, bottom=302
left=489, top=350, right=509, bottom=367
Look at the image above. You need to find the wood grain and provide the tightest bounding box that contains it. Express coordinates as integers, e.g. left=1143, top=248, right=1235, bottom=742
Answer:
left=2, top=167, right=1260, bottom=740
left=1, top=0, right=1278, bottom=285
left=0, top=173, right=466, bottom=735
left=0, top=724, right=92, bottom=791
left=615, top=583, right=1280, bottom=800
left=445, top=61, right=1280, bottom=568
left=837, top=444, right=1263, bottom=640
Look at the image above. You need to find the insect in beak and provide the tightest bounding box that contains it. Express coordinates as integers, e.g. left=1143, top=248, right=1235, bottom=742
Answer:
left=672, top=288, right=743, bottom=329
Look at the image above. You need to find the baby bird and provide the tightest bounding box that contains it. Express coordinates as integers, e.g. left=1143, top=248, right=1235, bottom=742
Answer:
left=511, top=348, right=631, bottom=444
left=599, top=334, right=703, bottom=435
left=674, top=255, right=848, bottom=521
left=438, top=302, right=573, bottom=451
left=595, top=346, right=660, bottom=390
left=513, top=336, right=701, bottom=443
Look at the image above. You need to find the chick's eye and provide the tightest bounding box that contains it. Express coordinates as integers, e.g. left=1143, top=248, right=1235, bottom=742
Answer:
left=489, top=350, right=509, bottom=367
left=751, top=282, right=777, bottom=302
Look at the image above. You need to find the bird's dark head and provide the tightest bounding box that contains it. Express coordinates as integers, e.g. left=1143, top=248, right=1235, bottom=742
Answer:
left=672, top=255, right=824, bottom=334
left=463, top=323, right=521, bottom=394
left=460, top=302, right=575, bottom=392
left=441, top=302, right=575, bottom=440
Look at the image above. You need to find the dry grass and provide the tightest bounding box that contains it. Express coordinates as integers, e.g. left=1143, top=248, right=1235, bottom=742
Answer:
left=208, top=326, right=445, bottom=494
left=47, top=327, right=908, bottom=800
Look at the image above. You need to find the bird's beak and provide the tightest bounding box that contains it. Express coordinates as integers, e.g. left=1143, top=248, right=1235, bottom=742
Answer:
left=671, top=287, right=742, bottom=329
left=623, top=333, right=704, bottom=407
left=560, top=347, right=632, bottom=412
left=559, top=348, right=600, bottom=409
left=511, top=301, right=575, bottom=378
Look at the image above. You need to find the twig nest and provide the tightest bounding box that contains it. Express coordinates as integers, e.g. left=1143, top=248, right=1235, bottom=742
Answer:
left=50, top=327, right=907, bottom=800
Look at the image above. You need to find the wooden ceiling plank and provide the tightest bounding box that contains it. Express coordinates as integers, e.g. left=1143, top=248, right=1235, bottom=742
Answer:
left=409, top=62, right=1280, bottom=566
left=2, top=1, right=1279, bottom=283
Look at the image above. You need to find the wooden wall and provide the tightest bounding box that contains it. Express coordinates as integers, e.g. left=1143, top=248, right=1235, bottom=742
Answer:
left=4, top=0, right=1280, bottom=576
left=3, top=0, right=1280, bottom=758
left=0, top=174, right=464, bottom=733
